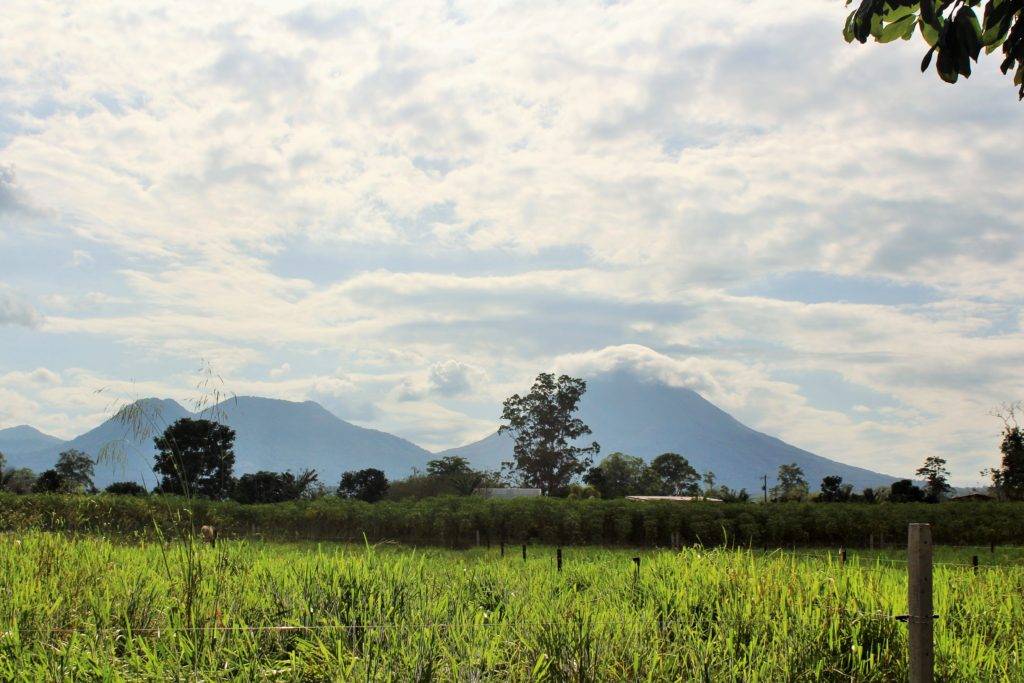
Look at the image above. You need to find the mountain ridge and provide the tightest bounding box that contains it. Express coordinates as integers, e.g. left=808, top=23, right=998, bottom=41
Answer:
left=437, top=371, right=899, bottom=492
left=5, top=374, right=899, bottom=492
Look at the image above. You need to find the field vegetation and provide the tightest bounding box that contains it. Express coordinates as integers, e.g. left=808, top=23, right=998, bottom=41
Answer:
left=1, top=532, right=1021, bottom=680
left=3, top=493, right=1024, bottom=548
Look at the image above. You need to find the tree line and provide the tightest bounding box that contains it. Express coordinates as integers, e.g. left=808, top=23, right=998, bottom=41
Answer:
left=3, top=374, right=1023, bottom=503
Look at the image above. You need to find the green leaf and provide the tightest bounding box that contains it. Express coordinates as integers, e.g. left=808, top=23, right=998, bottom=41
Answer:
left=879, top=13, right=917, bottom=42
left=921, top=19, right=941, bottom=45
left=843, top=11, right=858, bottom=42
left=882, top=4, right=918, bottom=23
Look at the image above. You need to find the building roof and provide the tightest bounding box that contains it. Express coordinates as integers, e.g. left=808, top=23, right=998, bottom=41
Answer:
left=950, top=493, right=995, bottom=501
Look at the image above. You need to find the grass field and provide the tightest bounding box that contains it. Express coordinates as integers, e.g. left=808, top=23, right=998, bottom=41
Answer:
left=1, top=532, right=1022, bottom=681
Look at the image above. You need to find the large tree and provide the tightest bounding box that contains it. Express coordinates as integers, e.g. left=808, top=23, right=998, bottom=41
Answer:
left=649, top=452, right=701, bottom=496
left=499, top=373, right=600, bottom=496
left=819, top=475, right=853, bottom=502
left=153, top=418, right=236, bottom=499
left=916, top=455, right=953, bottom=501
left=988, top=411, right=1024, bottom=499
left=771, top=463, right=810, bottom=502
left=844, top=0, right=1024, bottom=99
left=54, top=449, right=96, bottom=493
left=583, top=452, right=651, bottom=499
left=425, top=456, right=488, bottom=495
left=337, top=468, right=389, bottom=502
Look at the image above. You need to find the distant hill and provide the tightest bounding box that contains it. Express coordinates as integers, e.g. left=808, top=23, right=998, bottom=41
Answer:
left=7, top=396, right=430, bottom=488
left=0, top=425, right=66, bottom=458
left=436, top=371, right=899, bottom=493
left=7, top=373, right=900, bottom=493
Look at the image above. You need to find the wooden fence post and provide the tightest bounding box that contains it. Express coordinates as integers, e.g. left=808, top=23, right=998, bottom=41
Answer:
left=632, top=556, right=640, bottom=581
left=908, top=523, right=934, bottom=683
left=557, top=547, right=562, bottom=572
left=972, top=555, right=979, bottom=574
left=500, top=541, right=505, bottom=557
left=839, top=547, right=846, bottom=566
left=522, top=544, right=527, bottom=562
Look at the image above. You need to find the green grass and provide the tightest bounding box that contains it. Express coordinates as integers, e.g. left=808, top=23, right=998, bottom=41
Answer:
left=1, top=533, right=1022, bottom=681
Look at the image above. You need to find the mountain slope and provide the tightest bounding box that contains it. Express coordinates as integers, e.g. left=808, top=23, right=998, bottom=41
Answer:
left=10, top=398, right=193, bottom=486
left=437, top=371, right=899, bottom=492
left=207, top=396, right=430, bottom=485
left=6, top=396, right=431, bottom=488
left=0, top=425, right=66, bottom=457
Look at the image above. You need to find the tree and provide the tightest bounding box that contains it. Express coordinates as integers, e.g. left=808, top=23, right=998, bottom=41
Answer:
left=153, top=418, right=236, bottom=499
left=649, top=453, right=701, bottom=496
left=916, top=455, right=953, bottom=501
left=987, top=406, right=1024, bottom=500
left=819, top=475, right=851, bottom=503
left=105, top=481, right=148, bottom=496
left=232, top=469, right=319, bottom=504
left=32, top=469, right=66, bottom=493
left=425, top=456, right=486, bottom=495
left=54, top=449, right=96, bottom=493
left=771, top=463, right=809, bottom=502
left=1, top=467, right=36, bottom=494
left=844, top=0, right=1024, bottom=99
left=890, top=478, right=926, bottom=502
left=338, top=468, right=389, bottom=502
left=582, top=452, right=649, bottom=499
left=702, top=470, right=717, bottom=499
left=499, top=373, right=600, bottom=495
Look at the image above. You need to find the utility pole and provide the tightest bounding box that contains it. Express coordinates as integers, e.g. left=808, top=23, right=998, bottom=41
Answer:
left=762, top=474, right=768, bottom=503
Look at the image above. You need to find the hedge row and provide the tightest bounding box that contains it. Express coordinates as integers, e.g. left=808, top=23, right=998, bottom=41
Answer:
left=2, top=493, right=1023, bottom=547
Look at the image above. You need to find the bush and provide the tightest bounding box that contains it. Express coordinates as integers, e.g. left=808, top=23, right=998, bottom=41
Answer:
left=2, top=494, right=1024, bottom=547
left=104, top=482, right=148, bottom=496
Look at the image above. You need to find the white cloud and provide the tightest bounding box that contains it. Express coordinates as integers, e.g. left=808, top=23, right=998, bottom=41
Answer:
left=0, top=0, right=1020, bottom=483
left=427, top=359, right=484, bottom=396
left=0, top=285, right=42, bottom=328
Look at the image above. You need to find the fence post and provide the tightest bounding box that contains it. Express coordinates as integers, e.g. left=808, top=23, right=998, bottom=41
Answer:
left=632, top=556, right=640, bottom=581
left=908, top=523, right=934, bottom=683
left=972, top=555, right=979, bottom=574
left=557, top=547, right=562, bottom=572
left=500, top=541, right=505, bottom=557
left=522, top=544, right=527, bottom=562
left=839, top=547, right=846, bottom=566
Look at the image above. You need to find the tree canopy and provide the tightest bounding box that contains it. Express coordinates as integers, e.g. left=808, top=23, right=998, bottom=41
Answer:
left=499, top=373, right=600, bottom=496
left=54, top=449, right=95, bottom=493
left=989, top=408, right=1024, bottom=499
left=844, top=0, right=1024, bottom=99
left=153, top=418, right=236, bottom=499
left=916, top=455, right=953, bottom=501
left=649, top=453, right=701, bottom=496
left=338, top=468, right=389, bottom=502
left=771, top=463, right=809, bottom=502
left=233, top=469, right=319, bottom=504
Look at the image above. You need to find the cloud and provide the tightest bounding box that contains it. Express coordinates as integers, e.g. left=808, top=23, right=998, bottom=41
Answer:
left=0, top=165, right=31, bottom=215
left=427, top=359, right=484, bottom=396
left=556, top=345, right=727, bottom=399
left=0, top=285, right=41, bottom=327
left=0, top=0, right=1020, bottom=482
left=282, top=4, right=365, bottom=40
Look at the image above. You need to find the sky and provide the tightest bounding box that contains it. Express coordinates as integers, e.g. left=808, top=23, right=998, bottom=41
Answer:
left=1, top=1, right=1022, bottom=485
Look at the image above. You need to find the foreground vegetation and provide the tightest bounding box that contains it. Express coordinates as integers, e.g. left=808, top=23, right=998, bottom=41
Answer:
left=4, top=493, right=1024, bottom=547
left=1, top=532, right=1021, bottom=680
